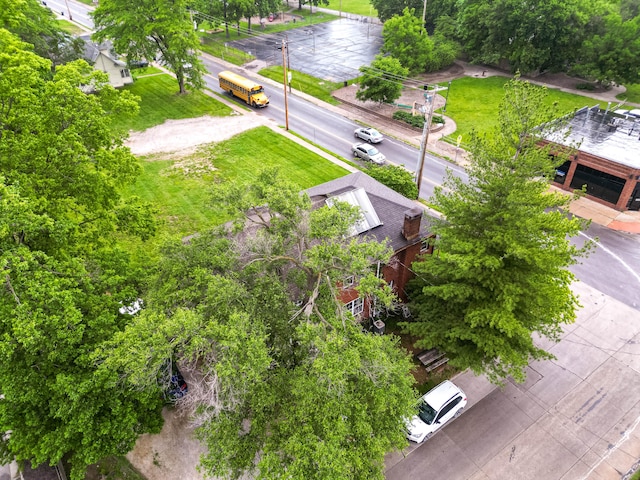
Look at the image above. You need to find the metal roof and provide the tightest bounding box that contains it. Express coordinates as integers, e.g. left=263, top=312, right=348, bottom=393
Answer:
left=326, top=186, right=383, bottom=235
left=545, top=106, right=640, bottom=169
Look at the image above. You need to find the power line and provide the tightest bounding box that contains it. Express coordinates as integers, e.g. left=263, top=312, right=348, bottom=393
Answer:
left=191, top=10, right=438, bottom=91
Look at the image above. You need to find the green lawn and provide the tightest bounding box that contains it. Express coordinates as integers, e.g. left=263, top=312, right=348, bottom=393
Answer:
left=121, top=74, right=233, bottom=131
left=617, top=83, right=640, bottom=104
left=259, top=66, right=348, bottom=105
left=124, top=126, right=348, bottom=238
left=325, top=0, right=378, bottom=16
left=58, top=19, right=85, bottom=35
left=438, top=76, right=601, bottom=143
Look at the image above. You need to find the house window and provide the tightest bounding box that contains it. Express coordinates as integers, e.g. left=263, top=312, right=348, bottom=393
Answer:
left=120, top=68, right=131, bottom=78
left=345, top=297, right=364, bottom=316
left=420, top=238, right=430, bottom=252
left=343, top=275, right=355, bottom=288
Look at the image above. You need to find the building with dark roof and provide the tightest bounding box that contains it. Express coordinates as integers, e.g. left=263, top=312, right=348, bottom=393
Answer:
left=547, top=106, right=640, bottom=211
left=305, top=172, right=434, bottom=319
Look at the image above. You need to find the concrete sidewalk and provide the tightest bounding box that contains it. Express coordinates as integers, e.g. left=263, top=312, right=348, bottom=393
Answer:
left=386, top=280, right=640, bottom=480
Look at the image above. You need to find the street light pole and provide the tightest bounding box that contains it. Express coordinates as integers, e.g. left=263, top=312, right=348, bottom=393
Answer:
left=282, top=39, right=289, bottom=131
left=415, top=91, right=436, bottom=194
left=443, top=81, right=451, bottom=112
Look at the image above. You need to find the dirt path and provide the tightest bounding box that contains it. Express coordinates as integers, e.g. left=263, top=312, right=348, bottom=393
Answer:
left=125, top=114, right=267, bottom=157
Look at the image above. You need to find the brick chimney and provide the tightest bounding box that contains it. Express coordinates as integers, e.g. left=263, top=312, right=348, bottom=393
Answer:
left=402, top=208, right=422, bottom=241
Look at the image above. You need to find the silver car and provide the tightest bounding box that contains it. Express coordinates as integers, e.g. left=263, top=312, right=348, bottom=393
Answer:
left=352, top=143, right=386, bottom=165
left=354, top=127, right=384, bottom=143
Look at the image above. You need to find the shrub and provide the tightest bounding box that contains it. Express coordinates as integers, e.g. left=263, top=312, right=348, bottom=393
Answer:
left=575, top=82, right=596, bottom=91
left=365, top=164, right=418, bottom=199
left=393, top=111, right=444, bottom=127
left=393, top=110, right=425, bottom=128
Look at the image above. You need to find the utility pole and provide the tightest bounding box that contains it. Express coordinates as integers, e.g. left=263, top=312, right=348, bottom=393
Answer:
left=63, top=0, right=73, bottom=20
left=421, top=0, right=427, bottom=33
left=282, top=39, right=289, bottom=131
left=415, top=90, right=436, bottom=194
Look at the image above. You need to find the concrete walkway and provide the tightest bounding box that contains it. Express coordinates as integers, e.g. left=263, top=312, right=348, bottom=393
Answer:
left=386, top=280, right=640, bottom=480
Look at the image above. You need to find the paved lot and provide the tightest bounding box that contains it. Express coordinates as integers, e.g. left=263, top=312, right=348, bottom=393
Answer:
left=386, top=281, right=640, bottom=480
left=228, top=18, right=383, bottom=82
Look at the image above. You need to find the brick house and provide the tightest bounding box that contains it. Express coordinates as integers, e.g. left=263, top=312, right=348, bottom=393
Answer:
left=546, top=106, right=640, bottom=211
left=305, top=172, right=434, bottom=322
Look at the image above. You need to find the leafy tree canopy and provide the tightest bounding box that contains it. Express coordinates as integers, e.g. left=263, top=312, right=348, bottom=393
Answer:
left=402, top=78, right=591, bottom=384
left=356, top=54, right=408, bottom=104
left=573, top=11, right=640, bottom=85
left=365, top=164, right=419, bottom=199
left=0, top=30, right=162, bottom=479
left=92, top=0, right=205, bottom=93
left=97, top=169, right=418, bottom=480
left=382, top=8, right=433, bottom=74
left=458, top=0, right=595, bottom=75
left=0, top=0, right=83, bottom=68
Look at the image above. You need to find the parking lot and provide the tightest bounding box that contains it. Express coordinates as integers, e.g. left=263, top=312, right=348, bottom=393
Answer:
left=227, top=17, right=383, bottom=82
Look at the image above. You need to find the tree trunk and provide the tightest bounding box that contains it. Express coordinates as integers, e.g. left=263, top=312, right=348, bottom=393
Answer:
left=177, top=73, right=186, bottom=94
left=224, top=0, right=230, bottom=38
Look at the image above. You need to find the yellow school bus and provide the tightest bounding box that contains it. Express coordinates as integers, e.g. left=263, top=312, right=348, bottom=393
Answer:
left=218, top=70, right=269, bottom=108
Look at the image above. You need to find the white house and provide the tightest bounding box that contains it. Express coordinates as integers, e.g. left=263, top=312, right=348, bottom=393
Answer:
left=79, top=35, right=133, bottom=88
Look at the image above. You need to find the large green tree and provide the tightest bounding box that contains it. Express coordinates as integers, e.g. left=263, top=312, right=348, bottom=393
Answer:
left=573, top=11, right=640, bottom=85
left=92, top=0, right=205, bottom=94
left=382, top=8, right=433, bottom=74
left=0, top=30, right=162, bottom=479
left=0, top=0, right=83, bottom=68
left=98, top=169, right=418, bottom=480
left=402, top=78, right=590, bottom=384
left=356, top=54, right=408, bottom=104
left=457, top=0, right=590, bottom=74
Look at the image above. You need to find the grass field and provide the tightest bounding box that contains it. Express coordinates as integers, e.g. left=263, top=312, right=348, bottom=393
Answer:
left=435, top=76, right=601, bottom=143
left=259, top=66, right=347, bottom=104
left=617, top=84, right=640, bottom=104
left=124, top=126, right=348, bottom=238
left=121, top=74, right=233, bottom=131
left=325, top=0, right=378, bottom=16
left=57, top=19, right=85, bottom=35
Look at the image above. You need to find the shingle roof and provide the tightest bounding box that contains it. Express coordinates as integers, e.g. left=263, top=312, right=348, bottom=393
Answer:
left=305, top=171, right=432, bottom=252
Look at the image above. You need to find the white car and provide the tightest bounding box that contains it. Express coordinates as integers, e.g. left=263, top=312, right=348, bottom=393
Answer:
left=406, top=380, right=467, bottom=443
left=352, top=143, right=386, bottom=165
left=354, top=127, right=384, bottom=143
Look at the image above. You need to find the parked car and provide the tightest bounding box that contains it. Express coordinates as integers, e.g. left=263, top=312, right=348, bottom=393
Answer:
left=354, top=127, right=383, bottom=143
left=406, top=380, right=467, bottom=443
left=352, top=143, right=386, bottom=165
left=128, top=59, right=150, bottom=69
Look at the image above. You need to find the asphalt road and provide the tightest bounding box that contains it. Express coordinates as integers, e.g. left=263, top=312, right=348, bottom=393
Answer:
left=571, top=222, right=640, bottom=310
left=200, top=56, right=468, bottom=202
left=44, top=0, right=94, bottom=28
